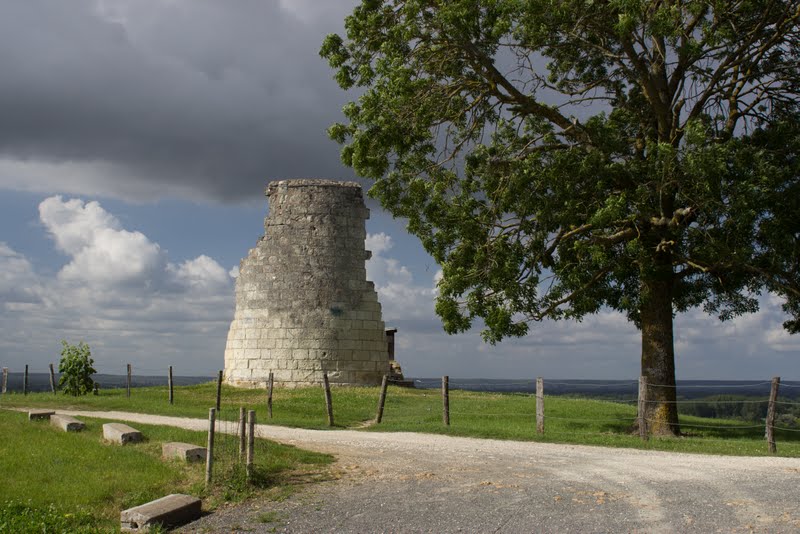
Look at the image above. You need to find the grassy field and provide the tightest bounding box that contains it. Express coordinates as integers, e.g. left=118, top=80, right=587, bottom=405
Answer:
left=0, top=409, right=332, bottom=532
left=2, top=381, right=798, bottom=458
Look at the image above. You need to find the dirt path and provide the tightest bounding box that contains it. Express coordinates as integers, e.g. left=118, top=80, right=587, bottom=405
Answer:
left=53, top=409, right=800, bottom=533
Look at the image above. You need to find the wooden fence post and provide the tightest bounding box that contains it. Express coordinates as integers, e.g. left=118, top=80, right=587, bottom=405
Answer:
left=442, top=375, right=450, bottom=426
left=215, top=370, right=223, bottom=411
left=168, top=366, right=174, bottom=405
left=126, top=364, right=131, bottom=398
left=205, top=408, right=216, bottom=484
left=766, top=376, right=781, bottom=454
left=246, top=410, right=256, bottom=480
left=1, top=367, right=7, bottom=394
left=49, top=363, right=57, bottom=394
left=376, top=374, right=389, bottom=423
left=238, top=406, right=246, bottom=461
left=267, top=371, right=274, bottom=419
left=23, top=365, right=28, bottom=395
left=638, top=376, right=648, bottom=441
left=536, top=377, right=544, bottom=435
left=323, top=373, right=334, bottom=427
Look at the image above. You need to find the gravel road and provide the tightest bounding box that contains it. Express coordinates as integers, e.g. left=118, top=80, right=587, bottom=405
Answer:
left=56, top=410, right=800, bottom=533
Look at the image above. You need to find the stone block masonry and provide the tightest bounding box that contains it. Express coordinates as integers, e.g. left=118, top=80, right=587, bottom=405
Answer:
left=224, top=179, right=389, bottom=387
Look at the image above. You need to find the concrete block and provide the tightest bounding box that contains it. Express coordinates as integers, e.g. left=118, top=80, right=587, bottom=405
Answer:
left=162, top=442, right=206, bottom=463
left=120, top=493, right=201, bottom=532
left=50, top=414, right=85, bottom=432
left=28, top=410, right=55, bottom=420
left=103, top=423, right=143, bottom=444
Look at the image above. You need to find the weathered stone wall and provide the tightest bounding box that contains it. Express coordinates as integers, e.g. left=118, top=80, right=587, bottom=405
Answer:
left=224, top=179, right=388, bottom=387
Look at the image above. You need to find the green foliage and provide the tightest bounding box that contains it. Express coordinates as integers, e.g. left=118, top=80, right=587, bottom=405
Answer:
left=321, top=0, right=800, bottom=340
left=321, top=2, right=800, bottom=420
left=57, top=341, right=96, bottom=396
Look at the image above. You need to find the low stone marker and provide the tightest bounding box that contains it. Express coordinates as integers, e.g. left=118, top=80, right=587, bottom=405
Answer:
left=103, top=423, right=142, bottom=444
left=28, top=409, right=55, bottom=421
left=120, top=493, right=201, bottom=532
left=162, top=442, right=206, bottom=463
left=50, top=414, right=85, bottom=432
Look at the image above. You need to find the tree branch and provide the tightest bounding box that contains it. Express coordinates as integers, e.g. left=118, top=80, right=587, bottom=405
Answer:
left=532, top=268, right=611, bottom=321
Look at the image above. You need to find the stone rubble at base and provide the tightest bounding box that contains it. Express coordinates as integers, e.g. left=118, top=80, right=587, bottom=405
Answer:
left=224, top=179, right=389, bottom=388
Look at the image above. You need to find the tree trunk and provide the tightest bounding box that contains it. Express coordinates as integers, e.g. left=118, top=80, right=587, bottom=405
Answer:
left=640, top=272, right=680, bottom=436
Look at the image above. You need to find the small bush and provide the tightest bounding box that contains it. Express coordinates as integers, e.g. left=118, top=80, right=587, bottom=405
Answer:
left=58, top=341, right=96, bottom=396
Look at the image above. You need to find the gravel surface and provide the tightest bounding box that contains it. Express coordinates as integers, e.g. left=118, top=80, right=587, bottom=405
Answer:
left=55, top=410, right=800, bottom=533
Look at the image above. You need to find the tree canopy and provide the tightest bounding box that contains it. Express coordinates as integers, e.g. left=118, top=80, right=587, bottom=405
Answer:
left=322, top=0, right=800, bottom=434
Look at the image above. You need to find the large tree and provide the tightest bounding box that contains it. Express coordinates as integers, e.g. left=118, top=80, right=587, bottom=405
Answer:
left=321, top=0, right=800, bottom=435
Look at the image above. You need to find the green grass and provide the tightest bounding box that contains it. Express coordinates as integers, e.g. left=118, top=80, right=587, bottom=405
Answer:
left=0, top=409, right=332, bottom=532
left=3, top=382, right=799, bottom=458
left=377, top=388, right=800, bottom=456
left=0, top=381, right=381, bottom=428
left=0, top=501, right=102, bottom=534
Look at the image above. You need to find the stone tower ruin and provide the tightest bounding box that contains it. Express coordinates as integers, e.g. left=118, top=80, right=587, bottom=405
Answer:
left=223, top=179, right=389, bottom=387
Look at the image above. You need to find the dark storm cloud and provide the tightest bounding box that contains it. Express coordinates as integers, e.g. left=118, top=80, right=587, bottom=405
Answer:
left=0, top=0, right=359, bottom=201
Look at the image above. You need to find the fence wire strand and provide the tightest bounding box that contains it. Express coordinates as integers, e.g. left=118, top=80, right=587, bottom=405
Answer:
left=650, top=421, right=765, bottom=430
left=544, top=415, right=637, bottom=423
left=545, top=381, right=639, bottom=387
left=643, top=398, right=770, bottom=405
left=644, top=381, right=774, bottom=388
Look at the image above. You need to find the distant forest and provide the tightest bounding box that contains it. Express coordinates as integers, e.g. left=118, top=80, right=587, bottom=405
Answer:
left=676, top=395, right=800, bottom=427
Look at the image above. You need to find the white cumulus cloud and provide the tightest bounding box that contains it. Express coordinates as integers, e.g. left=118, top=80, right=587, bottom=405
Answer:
left=0, top=196, right=235, bottom=373
left=168, top=254, right=231, bottom=294
left=366, top=232, right=437, bottom=321
left=0, top=242, right=43, bottom=305
left=40, top=196, right=165, bottom=287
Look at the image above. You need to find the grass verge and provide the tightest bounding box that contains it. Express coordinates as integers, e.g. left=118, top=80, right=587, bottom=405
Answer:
left=0, top=409, right=332, bottom=532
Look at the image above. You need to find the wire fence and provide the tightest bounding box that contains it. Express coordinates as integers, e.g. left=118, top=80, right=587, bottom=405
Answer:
left=3, top=362, right=800, bottom=457
left=396, top=374, right=800, bottom=453
left=206, top=405, right=258, bottom=493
